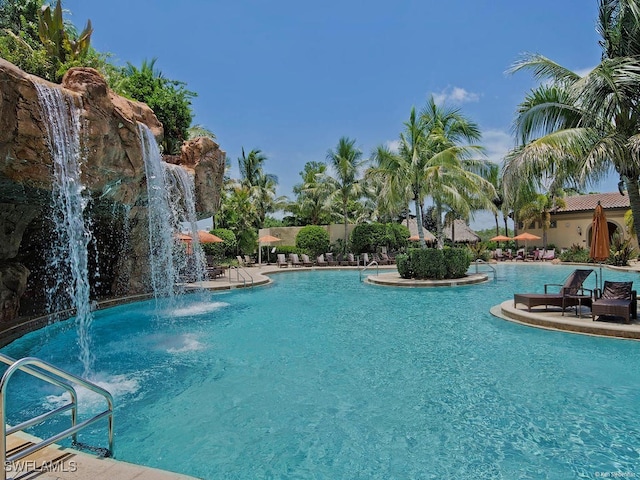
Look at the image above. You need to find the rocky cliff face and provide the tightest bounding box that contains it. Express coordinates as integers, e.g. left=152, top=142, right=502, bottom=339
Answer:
left=0, top=59, right=225, bottom=322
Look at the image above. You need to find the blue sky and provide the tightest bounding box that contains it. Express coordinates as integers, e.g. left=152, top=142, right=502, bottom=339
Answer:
left=63, top=0, right=615, bottom=229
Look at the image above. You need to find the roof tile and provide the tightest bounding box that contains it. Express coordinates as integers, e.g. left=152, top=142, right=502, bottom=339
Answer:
left=556, top=192, right=630, bottom=213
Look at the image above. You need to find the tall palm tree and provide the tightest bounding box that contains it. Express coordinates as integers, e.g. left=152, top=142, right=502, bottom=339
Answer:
left=419, top=97, right=496, bottom=247
left=238, top=148, right=280, bottom=229
left=504, top=0, right=640, bottom=246
left=289, top=161, right=332, bottom=225
left=325, top=137, right=365, bottom=247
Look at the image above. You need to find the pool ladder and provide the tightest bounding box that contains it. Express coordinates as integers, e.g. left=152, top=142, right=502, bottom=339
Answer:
left=0, top=353, right=114, bottom=479
left=231, top=265, right=254, bottom=288
left=359, top=260, right=379, bottom=282
left=473, top=259, right=497, bottom=280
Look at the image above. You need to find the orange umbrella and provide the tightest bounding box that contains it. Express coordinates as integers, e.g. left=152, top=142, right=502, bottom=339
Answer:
left=490, top=235, right=512, bottom=242
left=259, top=235, right=281, bottom=243
left=196, top=230, right=224, bottom=243
left=590, top=201, right=610, bottom=290
left=408, top=235, right=420, bottom=241
left=512, top=232, right=541, bottom=242
left=258, top=235, right=281, bottom=264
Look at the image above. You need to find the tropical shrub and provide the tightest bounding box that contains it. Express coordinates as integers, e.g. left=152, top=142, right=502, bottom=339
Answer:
left=398, top=247, right=471, bottom=280
left=559, top=244, right=591, bottom=263
left=385, top=223, right=410, bottom=251
left=296, top=226, right=330, bottom=257
left=610, top=232, right=635, bottom=266
left=201, top=228, right=236, bottom=260
left=350, top=222, right=409, bottom=253
left=443, top=247, right=472, bottom=278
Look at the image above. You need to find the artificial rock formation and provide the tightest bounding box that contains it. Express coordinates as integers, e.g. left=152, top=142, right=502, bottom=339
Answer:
left=0, top=58, right=226, bottom=322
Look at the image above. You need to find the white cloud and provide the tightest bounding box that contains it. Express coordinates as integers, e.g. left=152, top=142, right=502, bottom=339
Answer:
left=432, top=86, right=480, bottom=105
left=482, top=129, right=514, bottom=164
left=385, top=139, right=400, bottom=153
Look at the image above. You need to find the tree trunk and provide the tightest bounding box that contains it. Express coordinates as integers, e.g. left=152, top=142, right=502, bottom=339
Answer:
left=625, top=176, right=640, bottom=247
left=343, top=200, right=348, bottom=254
left=495, top=214, right=500, bottom=237
left=435, top=202, right=444, bottom=249
left=415, top=196, right=425, bottom=248
left=503, top=214, right=509, bottom=237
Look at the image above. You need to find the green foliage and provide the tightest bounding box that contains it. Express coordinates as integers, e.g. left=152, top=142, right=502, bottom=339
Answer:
left=38, top=0, right=92, bottom=64
left=609, top=232, right=636, bottom=266
left=559, top=244, right=591, bottom=263
left=443, top=247, right=472, bottom=278
left=295, top=225, right=330, bottom=257
left=274, top=245, right=301, bottom=255
left=468, top=242, right=491, bottom=261
left=112, top=59, right=195, bottom=154
left=236, top=229, right=257, bottom=256
left=396, top=253, right=412, bottom=278
left=0, top=0, right=43, bottom=48
left=398, top=247, right=470, bottom=280
left=202, top=228, right=236, bottom=259
left=350, top=222, right=409, bottom=254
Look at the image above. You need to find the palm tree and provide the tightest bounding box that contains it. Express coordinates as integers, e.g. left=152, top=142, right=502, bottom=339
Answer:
left=419, top=97, right=496, bottom=247
left=325, top=137, right=365, bottom=248
left=504, top=0, right=640, bottom=246
left=518, top=192, right=566, bottom=248
left=238, top=148, right=281, bottom=229
left=289, top=161, right=332, bottom=225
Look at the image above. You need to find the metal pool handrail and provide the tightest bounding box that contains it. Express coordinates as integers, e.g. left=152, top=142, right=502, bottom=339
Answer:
left=473, top=259, right=497, bottom=280
left=359, top=260, right=379, bottom=282
left=231, top=265, right=254, bottom=288
left=0, top=354, right=114, bottom=478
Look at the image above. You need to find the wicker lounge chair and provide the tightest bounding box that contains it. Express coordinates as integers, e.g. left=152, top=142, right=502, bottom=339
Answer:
left=591, top=281, right=637, bottom=324
left=513, top=269, right=594, bottom=314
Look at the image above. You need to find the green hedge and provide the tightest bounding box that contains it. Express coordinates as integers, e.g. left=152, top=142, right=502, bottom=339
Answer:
left=397, top=247, right=471, bottom=280
left=296, top=226, right=330, bottom=257
left=350, top=222, right=410, bottom=253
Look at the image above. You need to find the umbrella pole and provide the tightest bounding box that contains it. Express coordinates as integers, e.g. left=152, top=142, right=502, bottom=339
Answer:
left=258, top=242, right=262, bottom=265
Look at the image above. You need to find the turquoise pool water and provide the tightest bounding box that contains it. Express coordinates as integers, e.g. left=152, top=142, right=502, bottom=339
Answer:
left=3, top=265, right=640, bottom=479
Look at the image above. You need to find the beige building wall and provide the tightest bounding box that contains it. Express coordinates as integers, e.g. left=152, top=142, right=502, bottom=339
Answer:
left=519, top=208, right=633, bottom=251
left=259, top=224, right=357, bottom=247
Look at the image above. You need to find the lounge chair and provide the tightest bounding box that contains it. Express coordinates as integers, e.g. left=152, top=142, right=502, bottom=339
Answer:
left=300, top=254, right=314, bottom=267
left=592, top=281, right=637, bottom=324
left=542, top=249, right=555, bottom=261
left=206, top=265, right=225, bottom=279
left=340, top=253, right=358, bottom=266
left=276, top=253, right=289, bottom=268
left=316, top=254, right=328, bottom=267
left=243, top=255, right=255, bottom=267
left=362, top=253, right=372, bottom=266
left=514, top=248, right=526, bottom=261
left=513, top=269, right=594, bottom=314
left=380, top=252, right=395, bottom=264
left=236, top=255, right=245, bottom=266
left=289, top=253, right=303, bottom=267
left=325, top=253, right=338, bottom=266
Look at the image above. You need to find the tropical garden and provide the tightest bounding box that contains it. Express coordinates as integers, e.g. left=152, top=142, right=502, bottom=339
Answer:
left=2, top=0, right=640, bottom=271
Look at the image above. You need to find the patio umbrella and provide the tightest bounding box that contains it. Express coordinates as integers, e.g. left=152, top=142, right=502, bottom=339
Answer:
left=258, top=235, right=281, bottom=265
left=589, top=201, right=610, bottom=291
left=408, top=235, right=420, bottom=241
left=489, top=235, right=512, bottom=242
left=196, top=230, right=224, bottom=243
left=513, top=232, right=541, bottom=258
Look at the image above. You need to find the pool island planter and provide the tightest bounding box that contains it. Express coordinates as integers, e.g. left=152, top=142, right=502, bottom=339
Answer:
left=366, top=272, right=489, bottom=287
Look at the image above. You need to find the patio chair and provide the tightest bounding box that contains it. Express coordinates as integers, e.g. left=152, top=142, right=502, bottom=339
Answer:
left=514, top=248, right=526, bottom=261
left=362, top=253, right=372, bottom=266
left=316, top=254, right=328, bottom=267
left=325, top=253, right=339, bottom=266
left=300, top=254, right=314, bottom=267
left=243, top=255, right=255, bottom=267
left=513, top=269, right=594, bottom=314
left=591, top=281, right=637, bottom=324
left=340, top=253, right=358, bottom=266
left=542, top=249, right=555, bottom=261
left=276, top=253, right=289, bottom=268
left=380, top=252, right=395, bottom=264
left=236, top=255, right=245, bottom=266
left=289, top=253, right=303, bottom=267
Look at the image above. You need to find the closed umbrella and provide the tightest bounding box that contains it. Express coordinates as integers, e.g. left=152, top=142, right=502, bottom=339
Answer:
left=589, top=201, right=610, bottom=291
left=258, top=235, right=281, bottom=265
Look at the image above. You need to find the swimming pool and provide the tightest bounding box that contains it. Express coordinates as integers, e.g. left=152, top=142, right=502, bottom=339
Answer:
left=3, top=265, right=640, bottom=479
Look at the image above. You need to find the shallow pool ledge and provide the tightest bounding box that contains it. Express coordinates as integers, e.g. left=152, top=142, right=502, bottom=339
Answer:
left=366, top=272, right=488, bottom=287
left=493, top=300, right=640, bottom=340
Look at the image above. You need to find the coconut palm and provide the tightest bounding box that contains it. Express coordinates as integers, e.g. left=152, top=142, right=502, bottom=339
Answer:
left=288, top=161, right=333, bottom=225
left=325, top=137, right=366, bottom=248
left=504, top=0, right=640, bottom=246
left=518, top=192, right=566, bottom=248
left=419, top=97, right=496, bottom=247
left=238, top=148, right=282, bottom=229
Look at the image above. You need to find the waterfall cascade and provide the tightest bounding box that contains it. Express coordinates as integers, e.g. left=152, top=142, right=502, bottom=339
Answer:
left=139, top=123, right=206, bottom=300
left=35, top=83, right=94, bottom=377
